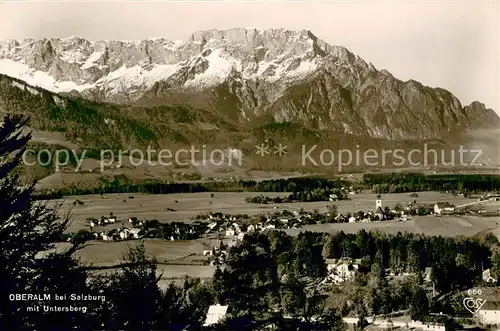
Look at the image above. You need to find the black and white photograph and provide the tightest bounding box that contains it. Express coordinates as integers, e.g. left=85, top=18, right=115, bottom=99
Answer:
left=0, top=0, right=499, bottom=330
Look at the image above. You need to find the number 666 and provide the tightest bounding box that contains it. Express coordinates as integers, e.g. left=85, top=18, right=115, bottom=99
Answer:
left=467, top=289, right=482, bottom=296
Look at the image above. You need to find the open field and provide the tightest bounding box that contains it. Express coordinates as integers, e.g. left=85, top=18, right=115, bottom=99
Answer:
left=41, top=239, right=218, bottom=287
left=284, top=214, right=500, bottom=237
left=52, top=191, right=478, bottom=232
left=90, top=263, right=216, bottom=290
left=75, top=238, right=224, bottom=265
left=75, top=239, right=221, bottom=289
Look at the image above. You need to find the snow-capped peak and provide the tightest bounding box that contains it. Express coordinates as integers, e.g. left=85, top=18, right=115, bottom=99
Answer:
left=0, top=28, right=359, bottom=103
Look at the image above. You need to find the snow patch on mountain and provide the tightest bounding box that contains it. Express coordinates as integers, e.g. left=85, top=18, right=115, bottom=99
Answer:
left=81, top=51, right=103, bottom=70
left=91, top=63, right=180, bottom=97
left=268, top=57, right=318, bottom=83
left=0, top=58, right=91, bottom=92
left=60, top=50, right=87, bottom=64
left=184, top=49, right=241, bottom=89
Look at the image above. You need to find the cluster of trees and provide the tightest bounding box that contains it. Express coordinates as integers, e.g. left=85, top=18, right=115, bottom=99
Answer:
left=211, top=229, right=500, bottom=328
left=251, top=177, right=348, bottom=193
left=246, top=188, right=348, bottom=204
left=322, top=231, right=496, bottom=290
left=212, top=231, right=334, bottom=327
left=245, top=195, right=292, bottom=204
left=287, top=188, right=348, bottom=202
left=365, top=173, right=500, bottom=193
left=210, top=227, right=498, bottom=328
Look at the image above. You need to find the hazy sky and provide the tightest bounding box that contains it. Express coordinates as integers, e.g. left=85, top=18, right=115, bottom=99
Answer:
left=0, top=0, right=498, bottom=112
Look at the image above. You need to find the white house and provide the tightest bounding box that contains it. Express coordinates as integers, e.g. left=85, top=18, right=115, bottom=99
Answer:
left=203, top=250, right=213, bottom=256
left=434, top=202, right=455, bottom=215
left=265, top=224, right=276, bottom=230
left=336, top=263, right=359, bottom=280
left=323, top=262, right=359, bottom=284
left=348, top=216, right=356, bottom=223
left=203, top=304, right=228, bottom=326
left=119, top=229, right=130, bottom=240
left=237, top=232, right=245, bottom=241
left=478, top=301, right=500, bottom=325
left=225, top=228, right=235, bottom=237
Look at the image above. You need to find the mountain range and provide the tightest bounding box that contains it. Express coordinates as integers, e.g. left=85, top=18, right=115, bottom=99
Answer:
left=0, top=28, right=498, bottom=178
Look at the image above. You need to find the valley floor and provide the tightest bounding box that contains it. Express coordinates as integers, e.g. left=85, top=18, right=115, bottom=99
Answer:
left=51, top=191, right=496, bottom=232
left=49, top=191, right=500, bottom=286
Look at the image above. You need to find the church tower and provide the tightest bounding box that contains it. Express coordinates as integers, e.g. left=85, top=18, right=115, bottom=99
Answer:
left=376, top=194, right=382, bottom=210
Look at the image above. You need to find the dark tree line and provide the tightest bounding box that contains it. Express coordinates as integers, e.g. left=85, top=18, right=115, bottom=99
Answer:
left=365, top=173, right=500, bottom=193
left=33, top=177, right=350, bottom=199
left=32, top=171, right=500, bottom=200
left=246, top=188, right=348, bottom=204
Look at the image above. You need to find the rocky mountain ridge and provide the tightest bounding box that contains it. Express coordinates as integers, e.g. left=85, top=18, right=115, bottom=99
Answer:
left=0, top=28, right=498, bottom=141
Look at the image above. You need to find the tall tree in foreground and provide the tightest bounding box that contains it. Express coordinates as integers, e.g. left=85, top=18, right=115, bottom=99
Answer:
left=94, top=243, right=163, bottom=331
left=0, top=115, right=89, bottom=330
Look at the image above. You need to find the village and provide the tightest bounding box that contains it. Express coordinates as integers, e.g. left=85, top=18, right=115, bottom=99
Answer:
left=65, top=192, right=499, bottom=246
